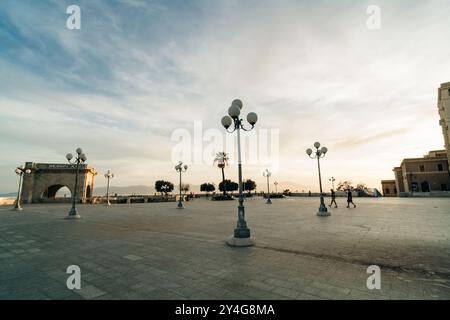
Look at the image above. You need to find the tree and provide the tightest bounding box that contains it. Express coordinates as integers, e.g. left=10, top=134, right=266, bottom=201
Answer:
left=337, top=180, right=353, bottom=191
left=200, top=183, right=215, bottom=196
left=243, top=179, right=256, bottom=194
left=180, top=183, right=190, bottom=194
left=219, top=179, right=238, bottom=193
left=155, top=180, right=174, bottom=195
left=355, top=183, right=368, bottom=192
left=214, top=152, right=229, bottom=195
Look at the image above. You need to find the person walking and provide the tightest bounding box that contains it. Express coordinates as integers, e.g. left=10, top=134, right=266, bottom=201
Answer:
left=346, top=189, right=356, bottom=208
left=329, top=189, right=338, bottom=208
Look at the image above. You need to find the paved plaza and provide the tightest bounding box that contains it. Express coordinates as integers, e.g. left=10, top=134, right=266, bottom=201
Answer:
left=0, top=197, right=450, bottom=300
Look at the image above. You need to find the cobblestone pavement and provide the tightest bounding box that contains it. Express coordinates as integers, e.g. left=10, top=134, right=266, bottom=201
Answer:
left=1, top=197, right=449, bottom=300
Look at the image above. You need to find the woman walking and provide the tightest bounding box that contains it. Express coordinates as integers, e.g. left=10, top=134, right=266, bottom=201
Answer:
left=346, top=189, right=356, bottom=208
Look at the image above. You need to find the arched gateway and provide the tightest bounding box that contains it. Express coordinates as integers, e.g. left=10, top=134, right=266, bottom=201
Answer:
left=21, top=162, right=97, bottom=204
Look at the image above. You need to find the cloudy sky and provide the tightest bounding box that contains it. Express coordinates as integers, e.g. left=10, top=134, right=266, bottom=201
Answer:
left=1, top=0, right=449, bottom=194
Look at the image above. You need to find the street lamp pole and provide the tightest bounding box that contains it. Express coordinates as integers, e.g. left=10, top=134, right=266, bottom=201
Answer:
left=306, top=142, right=330, bottom=216
left=263, top=169, right=272, bottom=204
left=274, top=181, right=278, bottom=194
left=13, top=166, right=31, bottom=211
left=221, top=99, right=258, bottom=247
left=329, top=177, right=336, bottom=190
left=175, top=161, right=188, bottom=209
left=65, top=148, right=87, bottom=219
left=104, top=170, right=114, bottom=206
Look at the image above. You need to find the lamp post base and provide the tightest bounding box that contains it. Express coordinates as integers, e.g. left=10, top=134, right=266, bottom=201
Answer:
left=65, top=214, right=81, bottom=220
left=266, top=198, right=272, bottom=204
left=66, top=207, right=81, bottom=219
left=177, top=201, right=184, bottom=209
left=226, top=235, right=255, bottom=247
left=13, top=206, right=23, bottom=211
left=317, top=209, right=331, bottom=217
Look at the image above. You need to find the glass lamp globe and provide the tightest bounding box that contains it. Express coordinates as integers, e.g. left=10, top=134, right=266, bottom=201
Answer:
left=221, top=116, right=232, bottom=129
left=228, top=105, right=241, bottom=118
left=321, top=147, right=328, bottom=154
left=76, top=148, right=83, bottom=155
left=231, top=99, right=243, bottom=110
left=314, top=142, right=321, bottom=149
left=66, top=153, right=73, bottom=161
left=306, top=148, right=313, bottom=156
left=247, top=112, right=258, bottom=125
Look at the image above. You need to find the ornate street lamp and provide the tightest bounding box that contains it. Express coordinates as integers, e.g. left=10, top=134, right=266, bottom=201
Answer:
left=329, top=176, right=336, bottom=190
left=306, top=142, right=330, bottom=216
left=175, top=161, right=188, bottom=209
left=263, top=169, right=272, bottom=204
left=104, top=170, right=114, bottom=206
left=274, top=181, right=279, bottom=194
left=13, top=166, right=31, bottom=211
left=221, top=99, right=258, bottom=246
left=65, top=148, right=87, bottom=219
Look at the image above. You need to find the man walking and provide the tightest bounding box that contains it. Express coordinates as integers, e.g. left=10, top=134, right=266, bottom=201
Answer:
left=346, top=189, right=356, bottom=208
left=329, top=189, right=338, bottom=208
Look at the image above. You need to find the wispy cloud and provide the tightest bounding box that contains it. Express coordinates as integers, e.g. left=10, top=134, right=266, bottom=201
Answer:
left=0, top=0, right=449, bottom=192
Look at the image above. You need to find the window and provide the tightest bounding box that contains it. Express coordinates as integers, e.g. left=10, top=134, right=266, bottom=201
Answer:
left=385, top=188, right=390, bottom=194
left=394, top=188, right=397, bottom=194
left=438, top=164, right=443, bottom=171
left=441, top=184, right=448, bottom=191
left=419, top=165, right=425, bottom=172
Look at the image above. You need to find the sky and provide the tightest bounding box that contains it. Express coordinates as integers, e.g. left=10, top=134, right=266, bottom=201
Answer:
left=1, top=0, right=450, bottom=194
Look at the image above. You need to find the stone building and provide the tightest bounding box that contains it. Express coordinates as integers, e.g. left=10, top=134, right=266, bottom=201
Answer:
left=20, top=162, right=97, bottom=204
left=392, top=150, right=449, bottom=195
left=438, top=82, right=450, bottom=162
left=381, top=180, right=397, bottom=197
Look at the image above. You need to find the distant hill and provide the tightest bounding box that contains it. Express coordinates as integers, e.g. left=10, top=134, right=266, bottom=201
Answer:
left=94, top=185, right=155, bottom=196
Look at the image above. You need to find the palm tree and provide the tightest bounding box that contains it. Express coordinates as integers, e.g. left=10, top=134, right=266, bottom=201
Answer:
left=214, top=151, right=229, bottom=196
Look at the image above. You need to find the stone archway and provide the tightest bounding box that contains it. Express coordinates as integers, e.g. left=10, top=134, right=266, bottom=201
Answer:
left=20, top=162, right=97, bottom=204
left=41, top=184, right=73, bottom=203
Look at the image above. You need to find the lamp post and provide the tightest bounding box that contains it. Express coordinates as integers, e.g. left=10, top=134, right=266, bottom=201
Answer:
left=274, top=181, right=278, bottom=194
left=329, top=177, right=336, bottom=190
left=263, top=169, right=272, bottom=204
left=104, top=170, right=114, bottom=206
left=175, top=161, right=188, bottom=209
left=65, top=148, right=87, bottom=219
left=221, top=99, right=258, bottom=247
left=13, top=166, right=31, bottom=211
left=306, top=142, right=330, bottom=216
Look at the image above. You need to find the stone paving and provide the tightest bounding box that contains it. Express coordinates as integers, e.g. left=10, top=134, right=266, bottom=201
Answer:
left=0, top=197, right=450, bottom=300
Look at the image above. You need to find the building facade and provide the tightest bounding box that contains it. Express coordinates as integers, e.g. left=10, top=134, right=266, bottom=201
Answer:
left=381, top=180, right=397, bottom=197
left=438, top=82, right=450, bottom=162
left=21, top=162, right=97, bottom=204
left=392, top=150, right=449, bottom=195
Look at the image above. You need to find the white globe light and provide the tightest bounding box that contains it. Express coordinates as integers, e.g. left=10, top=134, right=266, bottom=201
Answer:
left=66, top=153, right=73, bottom=161
left=80, top=154, right=87, bottom=162
left=15, top=168, right=21, bottom=174
left=221, top=116, right=233, bottom=129
left=184, top=165, right=188, bottom=170
left=25, top=169, right=31, bottom=174
left=231, top=99, right=243, bottom=109
left=228, top=105, right=241, bottom=118
left=306, top=148, right=313, bottom=156
left=321, top=147, right=328, bottom=154
left=314, top=142, right=321, bottom=149
left=247, top=112, right=258, bottom=125
left=76, top=148, right=83, bottom=155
